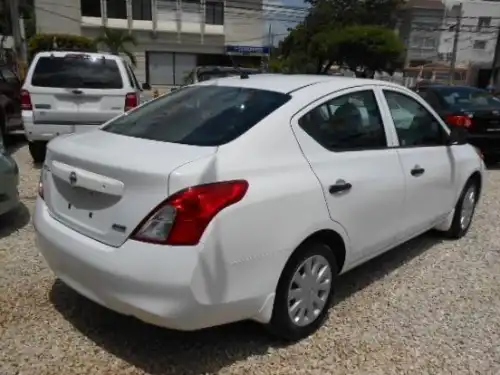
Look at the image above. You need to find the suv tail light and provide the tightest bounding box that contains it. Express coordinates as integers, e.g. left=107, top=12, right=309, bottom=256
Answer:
left=131, top=180, right=249, bottom=246
left=446, top=114, right=472, bottom=128
left=124, top=92, right=138, bottom=111
left=21, top=89, right=32, bottom=110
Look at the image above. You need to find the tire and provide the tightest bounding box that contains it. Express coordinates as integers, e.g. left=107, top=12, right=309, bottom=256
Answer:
left=268, top=241, right=338, bottom=341
left=28, top=141, right=47, bottom=164
left=444, top=179, right=479, bottom=239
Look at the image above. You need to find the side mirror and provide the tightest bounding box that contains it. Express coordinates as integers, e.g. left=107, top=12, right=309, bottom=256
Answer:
left=447, top=126, right=468, bottom=146
left=142, top=82, right=151, bottom=91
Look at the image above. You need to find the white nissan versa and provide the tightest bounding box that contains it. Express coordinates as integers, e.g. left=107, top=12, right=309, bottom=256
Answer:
left=34, top=74, right=485, bottom=341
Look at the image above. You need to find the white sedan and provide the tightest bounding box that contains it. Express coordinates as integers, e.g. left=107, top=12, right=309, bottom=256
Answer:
left=34, top=74, right=485, bottom=341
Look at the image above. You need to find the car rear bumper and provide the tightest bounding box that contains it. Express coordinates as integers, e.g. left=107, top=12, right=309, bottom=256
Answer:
left=22, top=112, right=102, bottom=142
left=0, top=189, right=19, bottom=216
left=467, top=133, right=500, bottom=156
left=33, top=198, right=268, bottom=330
left=0, top=156, right=19, bottom=215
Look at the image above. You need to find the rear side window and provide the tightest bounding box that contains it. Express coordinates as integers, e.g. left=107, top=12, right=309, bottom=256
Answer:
left=30, top=55, right=123, bottom=89
left=102, top=85, right=291, bottom=146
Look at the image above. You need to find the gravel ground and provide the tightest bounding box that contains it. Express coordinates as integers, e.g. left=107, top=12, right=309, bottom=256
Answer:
left=2, top=143, right=500, bottom=375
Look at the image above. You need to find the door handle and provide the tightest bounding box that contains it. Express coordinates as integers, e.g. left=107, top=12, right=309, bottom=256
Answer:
left=329, top=179, right=352, bottom=194
left=72, top=89, right=83, bottom=94
left=411, top=165, right=425, bottom=177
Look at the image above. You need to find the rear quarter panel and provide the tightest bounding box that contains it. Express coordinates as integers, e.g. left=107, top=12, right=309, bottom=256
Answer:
left=167, top=100, right=350, bottom=304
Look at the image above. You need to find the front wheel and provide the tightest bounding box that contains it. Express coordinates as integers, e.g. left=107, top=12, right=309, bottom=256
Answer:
left=28, top=141, right=47, bottom=164
left=268, top=241, right=338, bottom=341
left=444, top=179, right=478, bottom=239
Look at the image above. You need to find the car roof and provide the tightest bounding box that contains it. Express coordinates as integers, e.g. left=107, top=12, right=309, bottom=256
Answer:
left=35, top=51, right=122, bottom=61
left=198, top=74, right=402, bottom=94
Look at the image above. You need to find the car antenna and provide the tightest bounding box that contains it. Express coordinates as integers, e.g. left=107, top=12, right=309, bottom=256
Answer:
left=229, top=54, right=249, bottom=79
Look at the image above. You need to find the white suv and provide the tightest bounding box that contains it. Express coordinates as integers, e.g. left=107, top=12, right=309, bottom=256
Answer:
left=21, top=51, right=151, bottom=163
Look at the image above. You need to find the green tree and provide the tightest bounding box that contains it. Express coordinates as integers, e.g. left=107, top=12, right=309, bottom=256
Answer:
left=94, top=27, right=137, bottom=66
left=313, top=25, right=404, bottom=76
left=278, top=0, right=404, bottom=74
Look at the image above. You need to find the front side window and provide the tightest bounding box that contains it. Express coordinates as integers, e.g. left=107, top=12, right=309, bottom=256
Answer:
left=298, top=90, right=387, bottom=151
left=31, top=55, right=123, bottom=89
left=384, top=90, right=447, bottom=147
left=102, top=85, right=291, bottom=146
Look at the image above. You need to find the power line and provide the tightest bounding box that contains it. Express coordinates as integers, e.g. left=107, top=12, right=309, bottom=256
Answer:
left=35, top=0, right=500, bottom=21
left=33, top=3, right=500, bottom=35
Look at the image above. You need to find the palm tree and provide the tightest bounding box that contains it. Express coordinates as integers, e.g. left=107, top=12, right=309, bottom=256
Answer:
left=94, top=27, right=138, bottom=67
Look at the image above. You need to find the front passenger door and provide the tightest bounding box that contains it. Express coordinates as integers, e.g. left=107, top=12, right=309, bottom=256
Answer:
left=381, top=89, right=455, bottom=237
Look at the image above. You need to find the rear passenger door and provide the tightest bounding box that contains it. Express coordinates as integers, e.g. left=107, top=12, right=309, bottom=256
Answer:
left=291, top=87, right=406, bottom=261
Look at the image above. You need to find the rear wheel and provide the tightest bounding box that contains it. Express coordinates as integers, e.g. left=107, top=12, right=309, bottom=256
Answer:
left=29, top=141, right=47, bottom=164
left=444, top=179, right=478, bottom=239
left=268, top=241, right=337, bottom=341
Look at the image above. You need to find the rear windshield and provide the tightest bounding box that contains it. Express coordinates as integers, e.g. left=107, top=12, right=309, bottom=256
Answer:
left=434, top=87, right=500, bottom=109
left=30, top=55, right=123, bottom=89
left=102, top=85, right=291, bottom=146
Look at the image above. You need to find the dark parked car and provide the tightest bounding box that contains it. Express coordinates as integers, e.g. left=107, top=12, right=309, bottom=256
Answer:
left=0, top=65, right=23, bottom=143
left=0, top=132, right=20, bottom=216
left=415, top=84, right=500, bottom=163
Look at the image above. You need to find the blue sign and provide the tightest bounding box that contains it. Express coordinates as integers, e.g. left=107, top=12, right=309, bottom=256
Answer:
left=225, top=45, right=270, bottom=56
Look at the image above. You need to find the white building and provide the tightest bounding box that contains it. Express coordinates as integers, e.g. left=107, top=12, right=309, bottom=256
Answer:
left=438, top=0, right=500, bottom=65
left=34, top=0, right=267, bottom=86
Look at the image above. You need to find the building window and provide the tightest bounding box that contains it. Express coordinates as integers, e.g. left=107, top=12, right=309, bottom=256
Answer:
left=81, top=0, right=101, bottom=17
left=107, top=0, right=127, bottom=19
left=132, top=0, right=152, bottom=20
left=205, top=1, right=224, bottom=25
left=477, top=17, right=491, bottom=32
left=147, top=51, right=197, bottom=86
left=473, top=40, right=487, bottom=50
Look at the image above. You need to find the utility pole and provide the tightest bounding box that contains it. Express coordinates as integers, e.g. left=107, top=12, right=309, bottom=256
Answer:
left=448, top=2, right=462, bottom=85
left=489, top=24, right=500, bottom=91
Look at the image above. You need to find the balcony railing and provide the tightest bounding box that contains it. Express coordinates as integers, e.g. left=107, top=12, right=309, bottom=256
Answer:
left=80, top=0, right=224, bottom=34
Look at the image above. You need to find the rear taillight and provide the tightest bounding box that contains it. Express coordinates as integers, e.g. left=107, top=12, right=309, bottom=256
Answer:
left=21, top=89, right=32, bottom=110
left=124, top=92, right=138, bottom=111
left=131, top=180, right=249, bottom=246
left=446, top=114, right=472, bottom=128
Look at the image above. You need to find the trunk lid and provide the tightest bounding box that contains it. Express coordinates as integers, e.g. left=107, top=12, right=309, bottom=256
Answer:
left=44, top=130, right=216, bottom=247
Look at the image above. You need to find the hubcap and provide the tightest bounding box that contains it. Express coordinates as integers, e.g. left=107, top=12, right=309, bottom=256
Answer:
left=287, top=255, right=332, bottom=327
left=460, top=186, right=476, bottom=230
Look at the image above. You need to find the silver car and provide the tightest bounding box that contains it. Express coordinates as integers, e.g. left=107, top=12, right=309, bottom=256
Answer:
left=0, top=136, right=20, bottom=216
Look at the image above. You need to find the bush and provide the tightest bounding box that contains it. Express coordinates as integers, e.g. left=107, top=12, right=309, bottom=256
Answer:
left=28, top=33, right=96, bottom=62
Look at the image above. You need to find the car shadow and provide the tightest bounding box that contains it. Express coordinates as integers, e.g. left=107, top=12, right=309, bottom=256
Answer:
left=0, top=203, right=31, bottom=239
left=49, top=231, right=441, bottom=375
